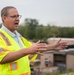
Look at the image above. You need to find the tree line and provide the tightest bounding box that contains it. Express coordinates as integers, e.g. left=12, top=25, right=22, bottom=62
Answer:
left=0, top=18, right=74, bottom=42
left=17, top=18, right=74, bottom=42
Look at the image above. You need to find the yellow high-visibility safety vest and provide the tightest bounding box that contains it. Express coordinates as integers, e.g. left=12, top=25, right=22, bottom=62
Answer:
left=0, top=29, right=37, bottom=75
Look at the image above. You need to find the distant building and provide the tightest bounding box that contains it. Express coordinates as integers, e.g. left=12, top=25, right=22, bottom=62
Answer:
left=34, top=38, right=74, bottom=71
left=47, top=38, right=74, bottom=45
left=40, top=50, right=74, bottom=70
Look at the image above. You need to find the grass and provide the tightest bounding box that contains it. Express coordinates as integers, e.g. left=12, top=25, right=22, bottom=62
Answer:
left=45, top=69, right=74, bottom=75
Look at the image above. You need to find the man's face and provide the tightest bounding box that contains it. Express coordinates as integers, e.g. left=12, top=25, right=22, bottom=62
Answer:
left=3, top=8, right=21, bottom=32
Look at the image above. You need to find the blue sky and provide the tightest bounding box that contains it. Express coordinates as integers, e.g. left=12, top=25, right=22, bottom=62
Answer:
left=0, top=0, right=74, bottom=27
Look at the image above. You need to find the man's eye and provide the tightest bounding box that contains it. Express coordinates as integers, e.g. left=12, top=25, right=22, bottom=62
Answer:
left=12, top=16, right=16, bottom=18
left=9, top=15, right=22, bottom=18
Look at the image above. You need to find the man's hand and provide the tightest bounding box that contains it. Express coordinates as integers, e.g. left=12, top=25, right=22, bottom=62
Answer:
left=47, top=39, right=67, bottom=50
left=28, top=40, right=47, bottom=54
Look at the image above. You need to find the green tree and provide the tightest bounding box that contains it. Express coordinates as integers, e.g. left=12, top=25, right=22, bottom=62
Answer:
left=24, top=18, right=39, bottom=39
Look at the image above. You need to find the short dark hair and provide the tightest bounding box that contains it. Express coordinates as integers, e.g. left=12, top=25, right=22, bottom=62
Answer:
left=1, top=6, right=16, bottom=17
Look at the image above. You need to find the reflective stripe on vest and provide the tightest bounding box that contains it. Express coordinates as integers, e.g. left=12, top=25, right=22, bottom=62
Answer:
left=10, top=62, right=18, bottom=70
left=28, top=54, right=34, bottom=60
left=0, top=32, right=11, bottom=46
left=28, top=54, right=38, bottom=61
left=0, top=48, right=5, bottom=52
left=0, top=48, right=6, bottom=54
left=20, top=72, right=30, bottom=75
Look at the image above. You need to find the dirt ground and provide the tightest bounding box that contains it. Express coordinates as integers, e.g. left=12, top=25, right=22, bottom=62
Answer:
left=61, top=72, right=74, bottom=75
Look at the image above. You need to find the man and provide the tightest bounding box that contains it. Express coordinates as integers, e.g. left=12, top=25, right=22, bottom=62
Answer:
left=0, top=6, right=67, bottom=75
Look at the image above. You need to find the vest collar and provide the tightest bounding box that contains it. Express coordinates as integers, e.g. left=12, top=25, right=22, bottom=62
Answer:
left=1, top=25, right=20, bottom=38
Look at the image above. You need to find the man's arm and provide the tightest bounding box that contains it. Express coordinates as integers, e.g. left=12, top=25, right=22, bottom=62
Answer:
left=0, top=41, right=47, bottom=64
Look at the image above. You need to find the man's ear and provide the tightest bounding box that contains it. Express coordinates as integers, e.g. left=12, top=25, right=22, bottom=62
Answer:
left=2, top=16, right=7, bottom=22
left=2, top=15, right=6, bottom=20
